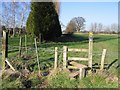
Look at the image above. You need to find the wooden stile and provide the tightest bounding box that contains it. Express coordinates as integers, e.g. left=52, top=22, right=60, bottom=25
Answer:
left=63, top=32, right=93, bottom=78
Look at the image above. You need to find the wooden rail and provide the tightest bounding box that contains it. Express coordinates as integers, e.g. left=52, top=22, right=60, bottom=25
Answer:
left=68, top=48, right=88, bottom=52
left=68, top=57, right=89, bottom=61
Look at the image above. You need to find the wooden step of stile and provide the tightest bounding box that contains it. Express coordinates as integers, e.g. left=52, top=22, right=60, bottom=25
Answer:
left=69, top=71, right=79, bottom=78
left=69, top=61, right=87, bottom=80
left=69, top=61, right=87, bottom=69
left=68, top=65, right=78, bottom=69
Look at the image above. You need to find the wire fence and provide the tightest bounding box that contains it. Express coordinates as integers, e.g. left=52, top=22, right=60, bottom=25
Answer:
left=0, top=33, right=118, bottom=72
left=7, top=45, right=63, bottom=72
left=7, top=44, right=118, bottom=71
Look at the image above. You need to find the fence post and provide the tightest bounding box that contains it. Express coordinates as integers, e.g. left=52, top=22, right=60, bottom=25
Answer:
left=34, top=38, right=41, bottom=76
left=25, top=34, right=27, bottom=53
left=88, top=32, right=93, bottom=71
left=39, top=33, right=42, bottom=44
left=2, top=30, right=8, bottom=71
left=19, top=35, right=22, bottom=56
left=63, top=46, right=67, bottom=70
left=100, top=49, right=107, bottom=70
left=54, top=47, right=58, bottom=70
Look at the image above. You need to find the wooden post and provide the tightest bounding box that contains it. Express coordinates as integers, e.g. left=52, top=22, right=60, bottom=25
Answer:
left=54, top=47, right=58, bottom=70
left=79, top=68, right=83, bottom=80
left=25, top=34, right=27, bottom=53
left=100, top=49, right=107, bottom=70
left=63, top=46, right=67, bottom=70
left=2, top=30, right=8, bottom=71
left=0, top=67, right=1, bottom=89
left=39, top=33, right=42, bottom=44
left=88, top=32, right=93, bottom=69
left=5, top=58, right=15, bottom=71
left=19, top=35, right=22, bottom=56
left=34, top=38, right=41, bottom=76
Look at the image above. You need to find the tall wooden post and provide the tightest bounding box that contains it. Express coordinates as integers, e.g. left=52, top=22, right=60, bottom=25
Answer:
left=63, top=46, right=67, bottom=70
left=88, top=32, right=93, bottom=71
left=2, top=30, right=8, bottom=71
left=54, top=47, right=58, bottom=70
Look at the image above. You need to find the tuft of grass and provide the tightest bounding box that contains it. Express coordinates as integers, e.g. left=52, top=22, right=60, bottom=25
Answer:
left=79, top=73, right=118, bottom=88
left=47, top=71, right=79, bottom=88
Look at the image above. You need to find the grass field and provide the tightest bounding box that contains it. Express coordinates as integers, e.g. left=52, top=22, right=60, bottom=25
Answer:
left=1, top=33, right=119, bottom=88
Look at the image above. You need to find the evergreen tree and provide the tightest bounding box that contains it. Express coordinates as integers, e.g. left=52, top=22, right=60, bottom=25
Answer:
left=26, top=2, right=62, bottom=41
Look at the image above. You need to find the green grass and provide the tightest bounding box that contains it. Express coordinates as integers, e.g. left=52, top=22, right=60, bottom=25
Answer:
left=79, top=73, right=118, bottom=88
left=47, top=71, right=79, bottom=88
left=1, top=33, right=119, bottom=88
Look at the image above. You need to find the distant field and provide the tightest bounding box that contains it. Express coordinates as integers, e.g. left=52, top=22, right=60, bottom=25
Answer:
left=1, top=33, right=119, bottom=88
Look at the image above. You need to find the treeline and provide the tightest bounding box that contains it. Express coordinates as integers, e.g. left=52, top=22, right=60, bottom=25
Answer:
left=0, top=26, right=26, bottom=36
left=64, top=17, right=118, bottom=34
left=89, top=23, right=119, bottom=34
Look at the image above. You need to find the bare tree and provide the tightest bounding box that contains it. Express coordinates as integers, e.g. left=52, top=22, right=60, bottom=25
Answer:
left=97, top=23, right=103, bottom=33
left=66, top=17, right=85, bottom=33
left=90, top=22, right=97, bottom=33
left=110, top=23, right=118, bottom=33
left=18, top=2, right=30, bottom=34
left=1, top=2, right=30, bottom=36
left=73, top=17, right=85, bottom=32
left=1, top=1, right=19, bottom=36
left=104, top=26, right=111, bottom=34
left=90, top=22, right=104, bottom=33
left=90, top=23, right=118, bottom=34
left=11, top=0, right=19, bottom=37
